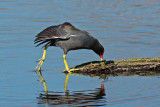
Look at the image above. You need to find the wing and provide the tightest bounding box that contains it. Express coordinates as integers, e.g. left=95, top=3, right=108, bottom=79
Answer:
left=34, top=22, right=81, bottom=47
left=34, top=25, right=68, bottom=47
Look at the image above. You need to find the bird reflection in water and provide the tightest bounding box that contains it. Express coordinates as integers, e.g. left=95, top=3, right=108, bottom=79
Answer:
left=35, top=71, right=107, bottom=106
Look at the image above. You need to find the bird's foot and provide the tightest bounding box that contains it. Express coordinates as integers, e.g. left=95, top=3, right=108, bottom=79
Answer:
left=36, top=58, right=43, bottom=62
left=63, top=67, right=84, bottom=73
left=35, top=58, right=45, bottom=71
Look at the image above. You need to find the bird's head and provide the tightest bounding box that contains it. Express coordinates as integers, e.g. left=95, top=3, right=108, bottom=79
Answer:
left=96, top=47, right=104, bottom=61
left=92, top=40, right=104, bottom=61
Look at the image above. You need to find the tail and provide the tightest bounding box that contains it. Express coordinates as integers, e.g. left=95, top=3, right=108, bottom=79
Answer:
left=34, top=38, right=54, bottom=48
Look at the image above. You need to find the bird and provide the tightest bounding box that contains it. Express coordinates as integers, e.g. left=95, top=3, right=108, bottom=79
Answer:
left=34, top=22, right=104, bottom=72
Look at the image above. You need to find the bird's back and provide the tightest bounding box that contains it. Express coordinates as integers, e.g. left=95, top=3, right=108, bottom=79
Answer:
left=55, top=30, right=98, bottom=54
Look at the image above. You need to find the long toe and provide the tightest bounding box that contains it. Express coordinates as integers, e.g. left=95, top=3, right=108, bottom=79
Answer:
left=35, top=59, right=44, bottom=71
left=36, top=58, right=42, bottom=62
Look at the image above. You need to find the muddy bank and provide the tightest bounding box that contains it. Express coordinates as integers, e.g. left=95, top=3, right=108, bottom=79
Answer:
left=64, top=57, right=160, bottom=77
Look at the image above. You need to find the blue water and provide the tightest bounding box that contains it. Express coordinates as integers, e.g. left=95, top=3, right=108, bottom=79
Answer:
left=0, top=0, right=160, bottom=106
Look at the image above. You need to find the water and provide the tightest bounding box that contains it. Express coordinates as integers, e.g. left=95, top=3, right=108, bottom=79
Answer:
left=0, top=0, right=160, bottom=106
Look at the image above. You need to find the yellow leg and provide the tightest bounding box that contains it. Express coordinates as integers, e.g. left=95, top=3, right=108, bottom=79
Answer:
left=63, top=54, right=69, bottom=71
left=64, top=74, right=69, bottom=92
left=64, top=74, right=70, bottom=99
left=35, top=45, right=50, bottom=71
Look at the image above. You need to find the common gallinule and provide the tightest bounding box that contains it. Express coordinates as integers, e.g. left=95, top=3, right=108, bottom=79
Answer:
left=34, top=22, right=104, bottom=72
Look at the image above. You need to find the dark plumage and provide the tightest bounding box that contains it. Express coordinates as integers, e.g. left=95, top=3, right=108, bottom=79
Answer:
left=34, top=22, right=104, bottom=71
left=35, top=22, right=104, bottom=55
